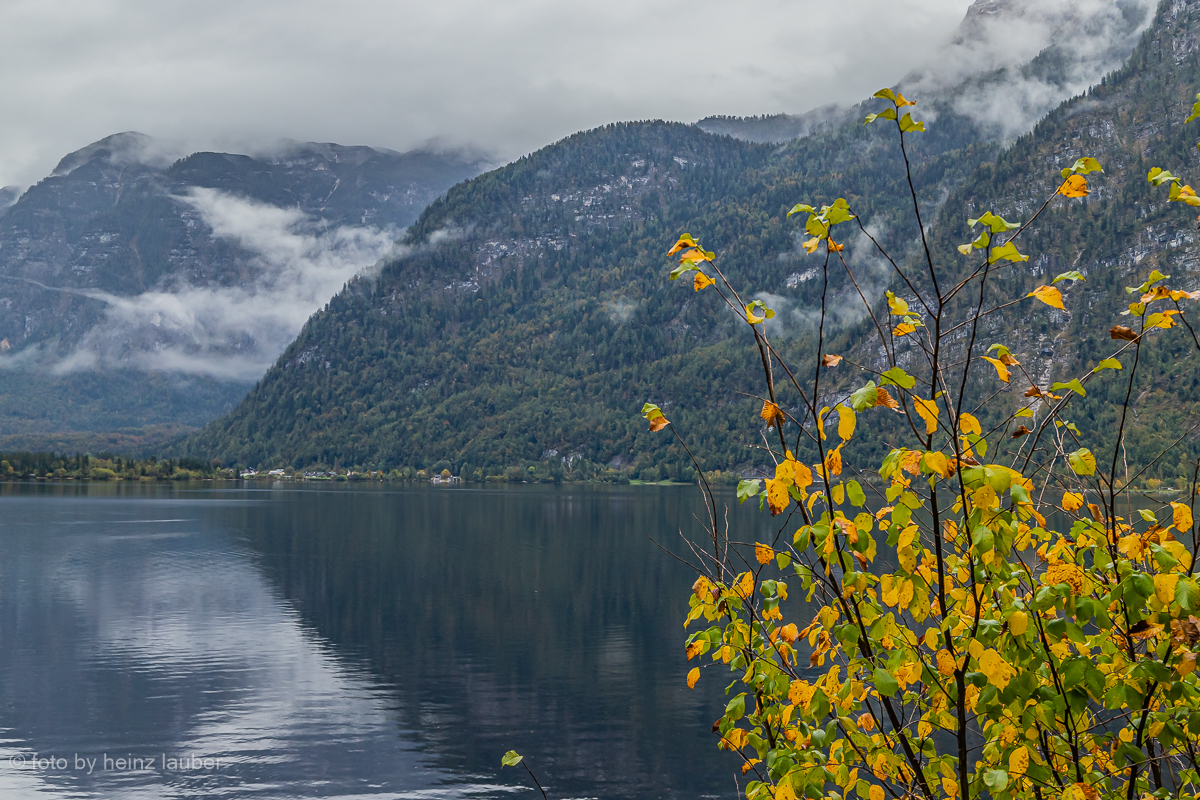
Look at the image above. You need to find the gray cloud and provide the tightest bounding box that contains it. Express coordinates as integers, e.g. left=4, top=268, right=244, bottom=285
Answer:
left=45, top=189, right=401, bottom=381
left=0, top=0, right=979, bottom=188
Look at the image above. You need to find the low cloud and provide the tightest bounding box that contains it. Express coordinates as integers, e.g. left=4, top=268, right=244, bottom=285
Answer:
left=904, top=0, right=1155, bottom=140
left=48, top=188, right=400, bottom=381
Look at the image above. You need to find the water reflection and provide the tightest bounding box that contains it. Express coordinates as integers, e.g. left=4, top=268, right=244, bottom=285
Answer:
left=0, top=482, right=782, bottom=799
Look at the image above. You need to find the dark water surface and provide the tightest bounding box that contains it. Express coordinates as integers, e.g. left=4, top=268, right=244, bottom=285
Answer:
left=0, top=481, right=778, bottom=799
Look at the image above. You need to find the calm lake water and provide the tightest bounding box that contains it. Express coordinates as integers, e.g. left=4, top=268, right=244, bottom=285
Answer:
left=0, top=481, right=782, bottom=800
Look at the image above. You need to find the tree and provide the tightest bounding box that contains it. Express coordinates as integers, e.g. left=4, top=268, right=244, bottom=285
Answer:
left=646, top=89, right=1200, bottom=800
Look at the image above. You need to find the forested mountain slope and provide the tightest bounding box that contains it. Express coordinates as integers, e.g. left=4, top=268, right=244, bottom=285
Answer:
left=0, top=135, right=486, bottom=451
left=187, top=0, right=1200, bottom=482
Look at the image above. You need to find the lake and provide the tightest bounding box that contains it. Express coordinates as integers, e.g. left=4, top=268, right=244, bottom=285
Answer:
left=0, top=481, right=782, bottom=800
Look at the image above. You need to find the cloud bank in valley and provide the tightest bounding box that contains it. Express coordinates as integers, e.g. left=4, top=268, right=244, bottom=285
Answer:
left=53, top=189, right=399, bottom=381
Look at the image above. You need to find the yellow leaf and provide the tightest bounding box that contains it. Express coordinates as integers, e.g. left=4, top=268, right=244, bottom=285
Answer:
left=792, top=461, right=813, bottom=492
left=837, top=406, right=856, bottom=441
left=892, top=322, right=917, bottom=337
left=924, top=451, right=950, bottom=478
left=825, top=447, right=843, bottom=476
left=687, top=667, right=700, bottom=688
left=918, top=720, right=932, bottom=738
left=868, top=786, right=884, bottom=800
left=936, top=649, right=955, bottom=676
left=978, top=649, right=1015, bottom=689
left=760, top=401, right=786, bottom=429
left=857, top=712, right=875, bottom=731
left=1059, top=174, right=1089, bottom=198
left=1175, top=184, right=1200, bottom=206
left=693, top=272, right=714, bottom=291
left=766, top=478, right=790, bottom=516
left=1155, top=573, right=1179, bottom=605
left=736, top=571, right=754, bottom=599
left=914, top=397, right=939, bottom=435
left=1062, top=492, right=1084, bottom=512
left=756, top=543, right=775, bottom=564
left=982, top=356, right=1010, bottom=382
left=667, top=234, right=697, bottom=255
left=960, top=412, right=981, bottom=436
left=1027, top=285, right=1065, bottom=310
left=741, top=759, right=761, bottom=775
left=803, top=237, right=821, bottom=254
left=828, top=239, right=845, bottom=252
left=1179, top=651, right=1198, bottom=677
left=942, top=777, right=959, bottom=797
left=1172, top=501, right=1194, bottom=532
left=1009, top=746, right=1029, bottom=777
left=746, top=306, right=764, bottom=324
left=1009, top=609, right=1028, bottom=636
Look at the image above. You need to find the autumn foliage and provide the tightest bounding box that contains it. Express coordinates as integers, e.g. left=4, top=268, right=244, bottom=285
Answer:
left=643, top=89, right=1200, bottom=800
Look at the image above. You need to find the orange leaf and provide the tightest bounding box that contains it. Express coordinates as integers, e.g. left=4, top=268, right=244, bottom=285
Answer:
left=822, top=354, right=843, bottom=367
left=824, top=447, right=843, bottom=477
left=1059, top=175, right=1088, bottom=198
left=1027, top=285, right=1065, bottom=310
left=1110, top=325, right=1137, bottom=341
left=828, top=240, right=845, bottom=252
left=693, top=272, right=714, bottom=291
left=876, top=387, right=900, bottom=411
left=648, top=416, right=669, bottom=432
left=892, top=322, right=917, bottom=337
left=760, top=401, right=786, bottom=429
left=755, top=542, right=775, bottom=564
left=687, top=667, right=700, bottom=689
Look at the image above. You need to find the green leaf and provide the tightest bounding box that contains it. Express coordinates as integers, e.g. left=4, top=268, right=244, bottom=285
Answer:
left=989, top=241, right=1029, bottom=264
left=1068, top=157, right=1104, bottom=175
left=1050, top=379, right=1086, bottom=397
left=968, top=212, right=1020, bottom=233
left=726, top=693, right=747, bottom=721
left=874, top=668, right=899, bottom=697
left=1148, top=168, right=1179, bottom=187
left=873, top=88, right=897, bottom=102
left=669, top=263, right=696, bottom=280
left=864, top=108, right=897, bottom=124
left=849, top=381, right=879, bottom=412
left=1052, top=270, right=1085, bottom=283
left=737, top=479, right=762, bottom=504
left=1068, top=448, right=1096, bottom=477
left=984, top=770, right=1009, bottom=792
left=1138, top=508, right=1158, bottom=522
left=972, top=525, right=995, bottom=555
left=501, top=751, right=524, bottom=768
left=1187, top=93, right=1200, bottom=124
left=846, top=480, right=866, bottom=508
left=880, top=367, right=916, bottom=390
left=1093, top=358, right=1122, bottom=372
left=898, top=113, right=925, bottom=133
left=1177, top=578, right=1200, bottom=613
left=786, top=203, right=814, bottom=219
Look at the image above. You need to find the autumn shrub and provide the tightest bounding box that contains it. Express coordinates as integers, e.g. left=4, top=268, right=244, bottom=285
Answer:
left=644, top=90, right=1200, bottom=800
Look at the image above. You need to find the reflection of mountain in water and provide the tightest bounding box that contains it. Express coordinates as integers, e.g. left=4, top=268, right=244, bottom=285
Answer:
left=227, top=484, right=783, bottom=800
left=0, top=485, right=476, bottom=799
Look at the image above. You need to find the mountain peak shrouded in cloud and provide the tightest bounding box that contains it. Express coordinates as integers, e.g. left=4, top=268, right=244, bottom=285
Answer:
left=699, top=0, right=1155, bottom=143
left=49, top=131, right=188, bottom=178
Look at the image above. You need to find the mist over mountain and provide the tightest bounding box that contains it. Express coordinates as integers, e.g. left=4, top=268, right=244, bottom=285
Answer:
left=698, top=0, right=1155, bottom=144
left=0, top=135, right=488, bottom=450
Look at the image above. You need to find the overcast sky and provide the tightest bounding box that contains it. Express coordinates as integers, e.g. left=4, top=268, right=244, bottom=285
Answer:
left=0, top=0, right=975, bottom=188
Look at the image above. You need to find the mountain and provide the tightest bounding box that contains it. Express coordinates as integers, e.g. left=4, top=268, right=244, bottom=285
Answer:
left=0, top=134, right=488, bottom=451
left=698, top=0, right=1154, bottom=146
left=185, top=0, right=1200, bottom=483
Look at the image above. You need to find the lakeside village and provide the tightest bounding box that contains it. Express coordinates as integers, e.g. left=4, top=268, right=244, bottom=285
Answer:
left=0, top=449, right=1193, bottom=493
left=0, top=450, right=737, bottom=486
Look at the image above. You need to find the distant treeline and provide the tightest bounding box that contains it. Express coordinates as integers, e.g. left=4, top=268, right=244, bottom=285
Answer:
left=0, top=451, right=220, bottom=481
